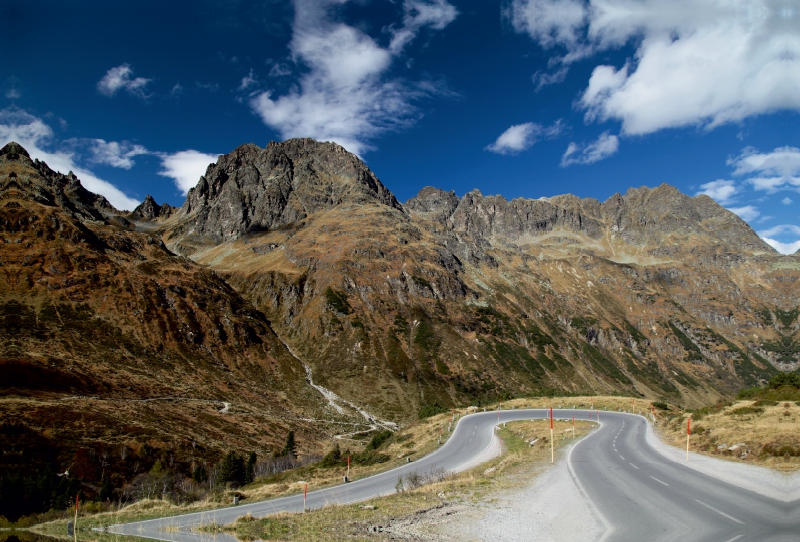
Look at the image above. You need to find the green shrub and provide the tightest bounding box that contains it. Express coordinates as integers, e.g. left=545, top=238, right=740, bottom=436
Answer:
left=324, top=287, right=352, bottom=315
left=769, top=372, right=800, bottom=389
left=652, top=401, right=670, bottom=410
left=366, top=430, right=393, bottom=451
left=418, top=402, right=448, bottom=419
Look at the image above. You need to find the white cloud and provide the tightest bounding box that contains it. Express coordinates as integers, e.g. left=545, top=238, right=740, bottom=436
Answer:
left=561, top=130, right=619, bottom=166
left=0, top=108, right=140, bottom=210
left=389, top=0, right=459, bottom=53
left=97, top=64, right=152, bottom=98
left=84, top=139, right=149, bottom=169
left=511, top=0, right=800, bottom=134
left=250, top=0, right=457, bottom=156
left=760, top=237, right=800, bottom=254
left=485, top=120, right=564, bottom=155
left=268, top=63, right=292, bottom=77
left=783, top=197, right=794, bottom=204
left=5, top=88, right=20, bottom=100
left=239, top=69, right=258, bottom=91
left=727, top=146, right=800, bottom=193
left=532, top=66, right=569, bottom=91
left=758, top=224, right=800, bottom=238
left=158, top=150, right=219, bottom=195
left=728, top=205, right=761, bottom=222
left=695, top=179, right=738, bottom=205
left=507, top=0, right=588, bottom=50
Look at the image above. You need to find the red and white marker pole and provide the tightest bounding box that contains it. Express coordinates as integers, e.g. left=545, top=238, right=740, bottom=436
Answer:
left=550, top=407, right=554, bottom=462
left=303, top=483, right=308, bottom=512
left=347, top=455, right=351, bottom=479
left=572, top=415, right=575, bottom=439
left=74, top=494, right=79, bottom=541
left=686, top=418, right=691, bottom=461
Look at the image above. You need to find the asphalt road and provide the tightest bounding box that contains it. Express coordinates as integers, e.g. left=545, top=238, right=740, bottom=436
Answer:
left=105, top=409, right=799, bottom=542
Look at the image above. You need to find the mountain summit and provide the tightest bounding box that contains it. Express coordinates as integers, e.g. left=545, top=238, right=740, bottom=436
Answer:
left=173, top=138, right=403, bottom=243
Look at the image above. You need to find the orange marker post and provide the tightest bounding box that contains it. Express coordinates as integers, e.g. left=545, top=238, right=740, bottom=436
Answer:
left=303, top=483, right=308, bottom=512
left=550, top=407, right=554, bottom=462
left=686, top=418, right=691, bottom=461
left=74, top=494, right=79, bottom=542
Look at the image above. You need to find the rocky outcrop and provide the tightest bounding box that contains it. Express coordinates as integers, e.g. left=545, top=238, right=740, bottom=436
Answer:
left=174, top=138, right=404, bottom=242
left=405, top=186, right=459, bottom=225
left=131, top=194, right=175, bottom=221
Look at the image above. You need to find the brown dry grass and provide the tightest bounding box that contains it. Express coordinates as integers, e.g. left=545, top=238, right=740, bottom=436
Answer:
left=656, top=399, right=800, bottom=472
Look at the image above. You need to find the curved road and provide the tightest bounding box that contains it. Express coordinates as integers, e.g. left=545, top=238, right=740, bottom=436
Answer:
left=106, top=410, right=799, bottom=542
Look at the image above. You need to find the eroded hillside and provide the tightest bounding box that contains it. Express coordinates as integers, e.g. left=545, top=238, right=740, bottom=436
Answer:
left=158, top=138, right=799, bottom=421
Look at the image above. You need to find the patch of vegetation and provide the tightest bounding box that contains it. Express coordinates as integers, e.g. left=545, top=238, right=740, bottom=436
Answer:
left=413, top=317, right=440, bottom=359
left=775, top=308, right=799, bottom=328
left=761, top=336, right=800, bottom=364
left=623, top=320, right=648, bottom=346
left=366, top=430, right=394, bottom=451
left=570, top=316, right=597, bottom=334
left=581, top=343, right=632, bottom=385
left=736, top=372, right=800, bottom=402
left=652, top=401, right=670, bottom=410
left=756, top=308, right=774, bottom=326
left=411, top=275, right=432, bottom=290
left=324, top=287, right=352, bottom=315
left=418, top=402, right=449, bottom=419
left=728, top=405, right=764, bottom=416
left=668, top=321, right=705, bottom=363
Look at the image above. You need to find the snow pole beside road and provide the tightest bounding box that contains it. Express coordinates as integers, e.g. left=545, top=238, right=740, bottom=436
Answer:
left=550, top=407, right=554, bottom=462
left=686, top=418, right=691, bottom=461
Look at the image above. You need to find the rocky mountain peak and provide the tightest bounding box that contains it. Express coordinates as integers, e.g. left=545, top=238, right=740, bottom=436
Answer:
left=131, top=194, right=175, bottom=221
left=0, top=141, right=32, bottom=163
left=1, top=142, right=115, bottom=222
left=405, top=186, right=459, bottom=225
left=175, top=138, right=404, bottom=242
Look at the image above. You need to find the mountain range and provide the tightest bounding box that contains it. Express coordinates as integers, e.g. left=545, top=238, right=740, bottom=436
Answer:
left=2, top=138, right=798, bottom=515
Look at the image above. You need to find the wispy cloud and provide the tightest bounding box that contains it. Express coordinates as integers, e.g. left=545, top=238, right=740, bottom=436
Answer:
left=510, top=0, right=800, bottom=135
left=728, top=146, right=800, bottom=194
left=532, top=66, right=569, bottom=91
left=157, top=150, right=219, bottom=195
left=82, top=139, right=149, bottom=169
left=485, top=120, right=564, bottom=155
left=560, top=131, right=618, bottom=166
left=97, top=64, right=152, bottom=98
left=695, top=179, right=738, bottom=205
left=0, top=108, right=140, bottom=210
left=758, top=224, right=800, bottom=254
left=728, top=205, right=761, bottom=222
left=238, top=69, right=258, bottom=91
left=250, top=0, right=457, bottom=156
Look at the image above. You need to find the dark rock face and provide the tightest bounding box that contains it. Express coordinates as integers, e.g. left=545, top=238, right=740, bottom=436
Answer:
left=405, top=186, right=459, bottom=225
left=131, top=195, right=175, bottom=221
left=175, top=138, right=404, bottom=242
left=0, top=141, right=116, bottom=222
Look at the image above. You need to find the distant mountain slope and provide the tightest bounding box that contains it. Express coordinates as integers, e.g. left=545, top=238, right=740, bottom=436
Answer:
left=159, top=139, right=797, bottom=423
left=0, top=142, right=350, bottom=517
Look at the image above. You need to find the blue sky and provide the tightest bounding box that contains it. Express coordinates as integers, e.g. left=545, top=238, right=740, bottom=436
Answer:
left=2, top=0, right=799, bottom=253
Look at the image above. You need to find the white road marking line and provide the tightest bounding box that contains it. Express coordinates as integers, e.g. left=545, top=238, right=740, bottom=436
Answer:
left=649, top=476, right=669, bottom=486
left=619, top=455, right=625, bottom=460
left=695, top=500, right=745, bottom=524
left=629, top=463, right=638, bottom=469
left=722, top=536, right=743, bottom=542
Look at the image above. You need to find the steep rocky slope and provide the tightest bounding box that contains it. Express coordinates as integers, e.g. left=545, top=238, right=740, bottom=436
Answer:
left=0, top=142, right=363, bottom=515
left=161, top=139, right=799, bottom=422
